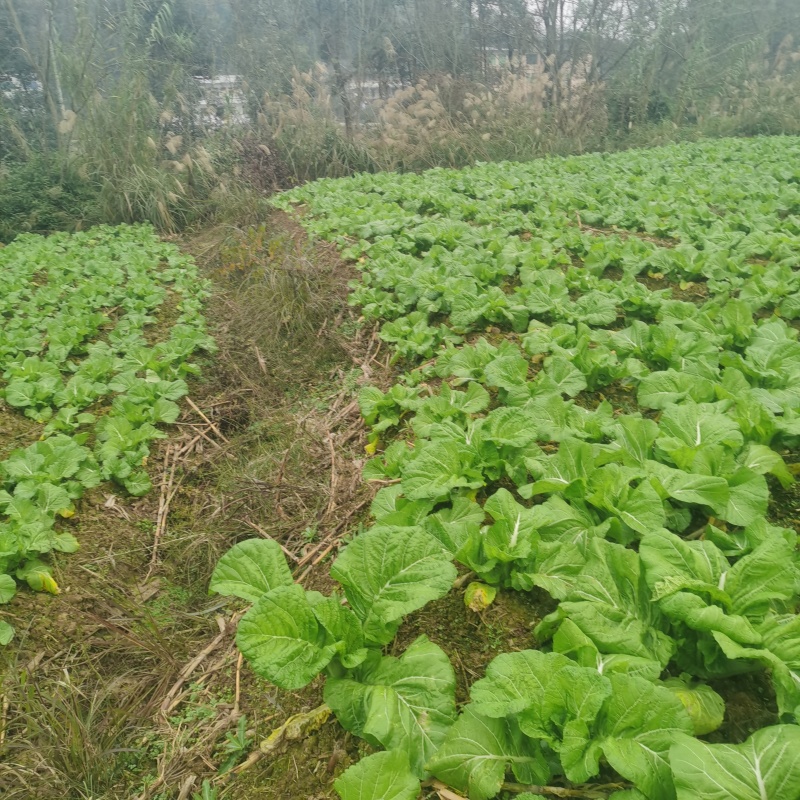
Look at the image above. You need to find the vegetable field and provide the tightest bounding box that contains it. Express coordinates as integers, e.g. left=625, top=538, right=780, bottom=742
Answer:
left=0, top=225, right=214, bottom=646
left=215, top=137, right=800, bottom=799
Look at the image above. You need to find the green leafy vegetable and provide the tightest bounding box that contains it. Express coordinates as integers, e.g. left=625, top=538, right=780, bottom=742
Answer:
left=330, top=526, right=457, bottom=645
left=325, top=635, right=457, bottom=776
left=334, top=750, right=420, bottom=800
left=209, top=539, right=294, bottom=602
left=229, top=138, right=800, bottom=799
left=670, top=725, right=800, bottom=800
left=0, top=225, right=212, bottom=615
left=427, top=706, right=550, bottom=800
left=236, top=584, right=341, bottom=690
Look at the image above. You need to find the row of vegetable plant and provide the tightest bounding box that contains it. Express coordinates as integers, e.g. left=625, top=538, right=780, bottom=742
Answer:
left=0, top=224, right=214, bottom=645
left=213, top=137, right=800, bottom=799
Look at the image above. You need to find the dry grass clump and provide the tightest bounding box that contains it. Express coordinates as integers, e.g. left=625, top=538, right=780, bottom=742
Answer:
left=253, top=60, right=607, bottom=178
left=170, top=210, right=368, bottom=572
left=256, top=66, right=376, bottom=182
left=0, top=659, right=162, bottom=799
left=374, top=60, right=605, bottom=169
left=59, top=77, right=287, bottom=233
left=208, top=216, right=351, bottom=387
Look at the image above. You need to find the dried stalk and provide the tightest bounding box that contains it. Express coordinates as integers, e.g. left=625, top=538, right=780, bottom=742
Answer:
left=149, top=444, right=177, bottom=574
left=186, top=397, right=230, bottom=443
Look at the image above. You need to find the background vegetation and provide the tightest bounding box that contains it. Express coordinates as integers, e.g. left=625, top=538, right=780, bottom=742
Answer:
left=1, top=0, right=800, bottom=240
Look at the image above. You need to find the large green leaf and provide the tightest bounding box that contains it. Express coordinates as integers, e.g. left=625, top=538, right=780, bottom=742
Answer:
left=704, top=517, right=797, bottom=559
left=481, top=488, right=539, bottom=563
left=0, top=574, right=16, bottom=604
left=542, top=355, right=587, bottom=397
left=639, top=533, right=730, bottom=597
left=641, top=532, right=797, bottom=643
left=618, top=483, right=666, bottom=536
left=44, top=436, right=93, bottom=480
left=483, top=406, right=539, bottom=448
left=585, top=464, right=665, bottom=537
left=470, top=649, right=574, bottom=719
left=470, top=649, right=612, bottom=783
left=723, top=467, right=769, bottom=526
left=528, top=495, right=611, bottom=544
left=235, top=584, right=337, bottom=690
left=535, top=538, right=675, bottom=668
left=0, top=620, right=14, bottom=646
left=209, top=539, right=294, bottom=602
left=755, top=614, right=800, bottom=720
left=552, top=618, right=664, bottom=681
left=401, top=440, right=484, bottom=500
left=637, top=371, right=696, bottom=409
left=483, top=351, right=530, bottom=389
left=424, top=497, right=485, bottom=554
left=740, top=443, right=794, bottom=489
left=612, top=416, right=661, bottom=468
left=4, top=380, right=37, bottom=408
left=670, top=725, right=800, bottom=800
left=35, top=483, right=72, bottom=515
left=427, top=706, right=550, bottom=800
left=308, top=594, right=368, bottom=669
left=598, top=674, right=693, bottom=800
left=658, top=402, right=743, bottom=452
left=646, top=462, right=729, bottom=514
left=334, top=750, right=420, bottom=800
left=330, top=526, right=457, bottom=644
left=725, top=534, right=798, bottom=617
left=324, top=635, right=456, bottom=776
left=524, top=438, right=605, bottom=496
left=713, top=613, right=800, bottom=719
left=370, top=484, right=433, bottom=526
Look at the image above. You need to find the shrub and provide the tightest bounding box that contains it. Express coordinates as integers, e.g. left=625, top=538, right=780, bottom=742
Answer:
left=0, top=157, right=100, bottom=243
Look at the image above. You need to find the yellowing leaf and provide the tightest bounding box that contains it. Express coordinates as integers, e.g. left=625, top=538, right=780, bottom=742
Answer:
left=260, top=704, right=331, bottom=755
left=464, top=581, right=497, bottom=612
left=25, top=569, right=60, bottom=595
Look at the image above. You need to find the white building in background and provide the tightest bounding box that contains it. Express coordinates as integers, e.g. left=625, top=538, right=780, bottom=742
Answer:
left=1, top=75, right=42, bottom=99
left=193, top=75, right=248, bottom=127
left=0, top=75, right=23, bottom=98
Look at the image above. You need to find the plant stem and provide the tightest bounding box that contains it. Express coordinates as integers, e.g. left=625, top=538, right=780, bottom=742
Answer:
left=502, top=782, right=624, bottom=798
